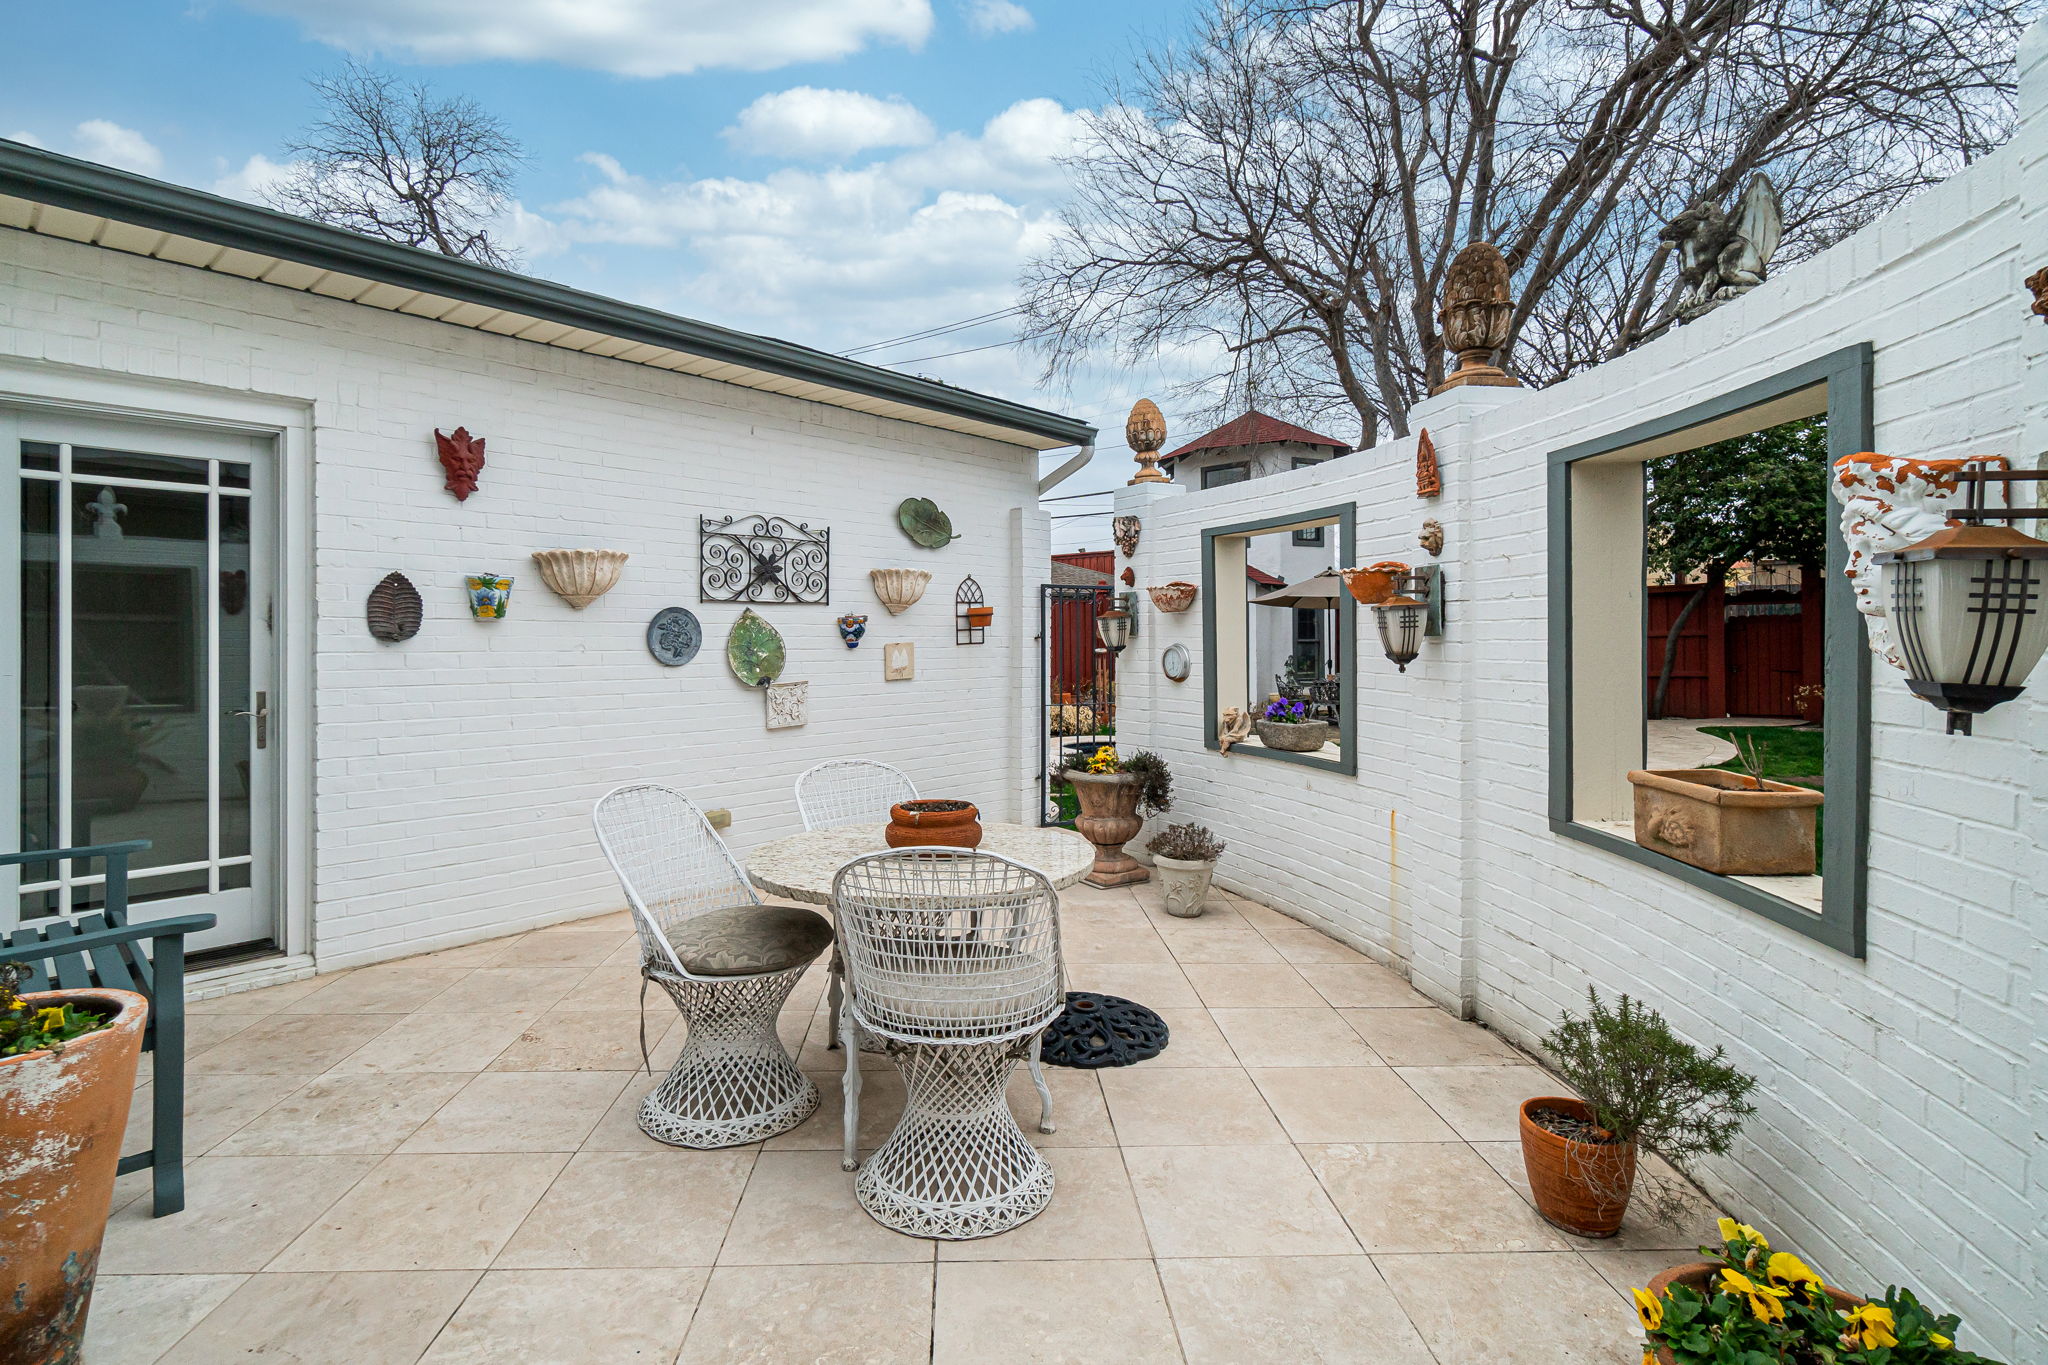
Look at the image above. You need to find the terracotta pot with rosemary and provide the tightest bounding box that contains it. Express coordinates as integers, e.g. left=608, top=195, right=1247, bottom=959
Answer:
left=1523, top=990, right=1755, bottom=1238
left=1, top=963, right=150, bottom=1365
left=1058, top=746, right=1173, bottom=887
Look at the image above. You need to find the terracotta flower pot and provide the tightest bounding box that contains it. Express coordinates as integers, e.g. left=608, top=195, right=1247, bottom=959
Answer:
left=1643, top=1262, right=1865, bottom=1365
left=885, top=799, right=983, bottom=849
left=1627, top=769, right=1823, bottom=876
left=1339, top=562, right=1410, bottom=605
left=1, top=989, right=149, bottom=1365
left=1064, top=771, right=1149, bottom=887
left=1254, top=719, right=1332, bottom=752
left=964, top=606, right=995, bottom=628
left=1519, top=1096, right=1637, bottom=1238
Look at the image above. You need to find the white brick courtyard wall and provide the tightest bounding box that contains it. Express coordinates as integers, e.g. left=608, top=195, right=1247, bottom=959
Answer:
left=1115, top=28, right=2046, bottom=1357
left=0, top=229, right=1051, bottom=969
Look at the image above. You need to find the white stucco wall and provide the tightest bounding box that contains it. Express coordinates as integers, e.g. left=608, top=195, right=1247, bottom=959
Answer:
left=1114, top=33, right=2046, bottom=1358
left=0, top=229, right=1053, bottom=970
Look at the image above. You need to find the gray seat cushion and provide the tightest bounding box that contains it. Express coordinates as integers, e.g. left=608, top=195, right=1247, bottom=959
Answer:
left=663, top=904, right=833, bottom=977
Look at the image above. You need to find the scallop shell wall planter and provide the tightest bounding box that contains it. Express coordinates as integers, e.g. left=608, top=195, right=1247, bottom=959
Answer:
left=532, top=549, right=628, bottom=609
left=1147, top=582, right=1198, bottom=613
left=870, top=568, right=932, bottom=615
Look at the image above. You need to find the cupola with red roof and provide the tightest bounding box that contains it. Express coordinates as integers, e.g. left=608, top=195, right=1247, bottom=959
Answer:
left=1160, top=410, right=1352, bottom=480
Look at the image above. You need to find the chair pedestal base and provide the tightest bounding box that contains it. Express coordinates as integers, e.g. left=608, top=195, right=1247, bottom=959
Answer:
left=640, top=964, right=818, bottom=1149
left=854, top=1039, right=1053, bottom=1240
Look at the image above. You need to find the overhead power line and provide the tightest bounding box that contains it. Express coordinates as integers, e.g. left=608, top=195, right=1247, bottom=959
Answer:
left=841, top=306, right=1024, bottom=357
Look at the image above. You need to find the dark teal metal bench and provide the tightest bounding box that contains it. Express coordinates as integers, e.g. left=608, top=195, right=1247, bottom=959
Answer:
left=2, top=841, right=216, bottom=1217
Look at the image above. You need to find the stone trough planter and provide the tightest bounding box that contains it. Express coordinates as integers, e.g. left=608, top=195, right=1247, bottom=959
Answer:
left=1626, top=768, right=1822, bottom=876
left=1254, top=719, right=1331, bottom=752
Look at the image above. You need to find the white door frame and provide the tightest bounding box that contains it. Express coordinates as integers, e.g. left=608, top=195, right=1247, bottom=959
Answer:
left=1, top=357, right=316, bottom=965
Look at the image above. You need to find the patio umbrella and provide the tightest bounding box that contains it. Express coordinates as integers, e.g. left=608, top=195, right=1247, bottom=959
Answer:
left=1250, top=567, right=1343, bottom=608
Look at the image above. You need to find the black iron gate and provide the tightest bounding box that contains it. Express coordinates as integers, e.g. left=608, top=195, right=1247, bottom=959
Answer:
left=1039, top=583, right=1117, bottom=826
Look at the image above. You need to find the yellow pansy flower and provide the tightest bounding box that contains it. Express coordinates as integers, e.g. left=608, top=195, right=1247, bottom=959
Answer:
left=1765, top=1252, right=1822, bottom=1288
left=1720, top=1269, right=1789, bottom=1323
left=1930, top=1332, right=1953, bottom=1349
left=1844, top=1304, right=1897, bottom=1349
left=33, top=1006, right=68, bottom=1031
left=1716, top=1217, right=1768, bottom=1248
left=1631, top=1288, right=1663, bottom=1331
left=1640, top=1354, right=1656, bottom=1365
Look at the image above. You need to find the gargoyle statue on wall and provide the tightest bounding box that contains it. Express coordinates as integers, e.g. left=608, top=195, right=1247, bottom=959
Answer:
left=1661, top=175, right=1783, bottom=322
left=434, top=427, right=486, bottom=502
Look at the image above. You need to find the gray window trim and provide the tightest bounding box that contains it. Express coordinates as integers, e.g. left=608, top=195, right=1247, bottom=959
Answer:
left=1546, top=342, right=1872, bottom=957
left=1202, top=504, right=1357, bottom=775
left=1202, top=462, right=1252, bottom=489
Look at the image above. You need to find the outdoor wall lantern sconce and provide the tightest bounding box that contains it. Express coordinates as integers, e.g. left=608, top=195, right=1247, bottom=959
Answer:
left=1871, top=473, right=2048, bottom=734
left=1836, top=454, right=2048, bottom=735
left=1373, top=567, right=1443, bottom=672
left=1095, top=599, right=1133, bottom=654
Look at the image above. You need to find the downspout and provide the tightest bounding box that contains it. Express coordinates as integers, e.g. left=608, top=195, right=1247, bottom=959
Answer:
left=1038, top=442, right=1096, bottom=496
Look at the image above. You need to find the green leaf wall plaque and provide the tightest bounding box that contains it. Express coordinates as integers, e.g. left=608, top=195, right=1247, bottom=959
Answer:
left=897, top=497, right=961, bottom=548
left=725, top=609, right=787, bottom=687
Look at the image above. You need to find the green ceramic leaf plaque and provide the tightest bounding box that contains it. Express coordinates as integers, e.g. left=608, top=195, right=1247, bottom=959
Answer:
left=897, top=497, right=961, bottom=548
left=726, top=609, right=786, bottom=687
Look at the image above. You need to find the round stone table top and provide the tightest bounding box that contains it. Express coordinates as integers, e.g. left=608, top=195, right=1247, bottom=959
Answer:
left=745, top=821, right=1096, bottom=906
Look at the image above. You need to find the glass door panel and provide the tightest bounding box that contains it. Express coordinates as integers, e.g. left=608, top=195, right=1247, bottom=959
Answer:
left=13, top=422, right=274, bottom=954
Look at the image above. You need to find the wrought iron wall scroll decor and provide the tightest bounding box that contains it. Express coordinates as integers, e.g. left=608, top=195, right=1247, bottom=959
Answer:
left=699, top=513, right=830, bottom=605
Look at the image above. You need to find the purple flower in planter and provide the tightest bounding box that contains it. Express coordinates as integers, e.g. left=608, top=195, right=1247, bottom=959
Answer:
left=1262, top=698, right=1312, bottom=723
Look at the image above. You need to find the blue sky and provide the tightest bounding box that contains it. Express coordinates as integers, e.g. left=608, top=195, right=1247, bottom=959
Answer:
left=3, top=1, right=1218, bottom=549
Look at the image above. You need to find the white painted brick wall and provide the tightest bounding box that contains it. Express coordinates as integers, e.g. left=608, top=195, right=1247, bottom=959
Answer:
left=1114, top=34, right=2045, bottom=1356
left=0, top=229, right=1052, bottom=969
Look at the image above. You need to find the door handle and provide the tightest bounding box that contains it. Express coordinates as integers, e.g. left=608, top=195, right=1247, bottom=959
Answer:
left=231, top=691, right=269, bottom=749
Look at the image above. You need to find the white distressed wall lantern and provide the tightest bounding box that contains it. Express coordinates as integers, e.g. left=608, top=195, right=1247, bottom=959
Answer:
left=1094, top=599, right=1133, bottom=654
left=1834, top=453, right=2048, bottom=734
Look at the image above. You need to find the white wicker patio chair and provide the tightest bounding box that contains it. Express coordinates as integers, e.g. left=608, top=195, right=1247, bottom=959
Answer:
left=793, top=758, right=916, bottom=1050
left=592, top=783, right=832, bottom=1148
left=832, top=849, right=1064, bottom=1240
left=794, top=758, right=917, bottom=832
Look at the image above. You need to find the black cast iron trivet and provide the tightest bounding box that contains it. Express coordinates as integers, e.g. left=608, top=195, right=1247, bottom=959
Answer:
left=1038, top=991, right=1169, bottom=1068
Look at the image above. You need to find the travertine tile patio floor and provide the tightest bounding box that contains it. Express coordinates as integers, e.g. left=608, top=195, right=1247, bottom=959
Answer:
left=88, top=882, right=1720, bottom=1363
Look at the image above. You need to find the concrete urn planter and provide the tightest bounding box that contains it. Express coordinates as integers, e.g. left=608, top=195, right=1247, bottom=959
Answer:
left=1064, top=771, right=1149, bottom=887
left=1254, top=719, right=1332, bottom=752
left=1153, top=855, right=1217, bottom=917
left=1626, top=769, right=1822, bottom=876
left=1, top=988, right=149, bottom=1365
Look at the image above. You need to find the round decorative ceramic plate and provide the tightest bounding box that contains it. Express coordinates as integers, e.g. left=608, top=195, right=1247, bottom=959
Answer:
left=646, top=607, right=703, bottom=666
left=726, top=608, right=787, bottom=687
left=1161, top=643, right=1191, bottom=682
left=897, top=497, right=961, bottom=548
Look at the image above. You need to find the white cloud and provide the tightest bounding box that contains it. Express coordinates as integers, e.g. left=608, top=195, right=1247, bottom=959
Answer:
left=234, top=0, right=934, bottom=76
left=11, top=120, right=164, bottom=175
left=724, top=88, right=935, bottom=161
left=966, top=0, right=1033, bottom=35
left=212, top=152, right=296, bottom=203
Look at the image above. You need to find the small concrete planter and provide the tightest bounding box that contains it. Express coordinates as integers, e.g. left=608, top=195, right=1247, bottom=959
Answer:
left=1627, top=768, right=1822, bottom=876
left=1254, top=719, right=1332, bottom=752
left=1153, top=855, right=1217, bottom=917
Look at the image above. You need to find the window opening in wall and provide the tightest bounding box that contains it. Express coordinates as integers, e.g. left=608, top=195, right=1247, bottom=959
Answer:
left=1201, top=462, right=1250, bottom=489
left=1549, top=345, right=1869, bottom=956
left=1203, top=504, right=1356, bottom=774
left=1291, top=460, right=1326, bottom=544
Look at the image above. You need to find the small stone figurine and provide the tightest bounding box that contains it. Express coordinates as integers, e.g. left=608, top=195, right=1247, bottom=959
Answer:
left=1661, top=175, right=1783, bottom=322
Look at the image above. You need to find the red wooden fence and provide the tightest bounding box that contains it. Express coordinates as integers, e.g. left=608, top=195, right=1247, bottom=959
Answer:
left=1646, top=578, right=1822, bottom=719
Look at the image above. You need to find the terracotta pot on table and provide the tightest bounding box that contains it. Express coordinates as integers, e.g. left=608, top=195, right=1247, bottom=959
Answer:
left=885, top=799, right=984, bottom=849
left=1, top=988, right=149, bottom=1365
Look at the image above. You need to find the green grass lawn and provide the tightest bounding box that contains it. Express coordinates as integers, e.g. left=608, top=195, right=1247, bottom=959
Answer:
left=1701, top=724, right=1824, bottom=786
